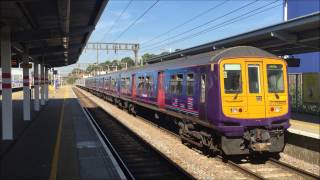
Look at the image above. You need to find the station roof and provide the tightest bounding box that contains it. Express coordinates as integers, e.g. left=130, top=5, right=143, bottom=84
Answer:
left=0, top=0, right=108, bottom=67
left=147, top=12, right=320, bottom=64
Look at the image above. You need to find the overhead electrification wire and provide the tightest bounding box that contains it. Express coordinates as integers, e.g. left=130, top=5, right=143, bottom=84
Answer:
left=141, top=0, right=229, bottom=46
left=142, top=0, right=281, bottom=53
left=140, top=0, right=260, bottom=50
left=101, top=0, right=133, bottom=41
left=112, top=0, right=160, bottom=42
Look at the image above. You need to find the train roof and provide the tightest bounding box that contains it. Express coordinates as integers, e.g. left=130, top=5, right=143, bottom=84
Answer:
left=133, top=46, right=277, bottom=73
left=90, top=46, right=277, bottom=78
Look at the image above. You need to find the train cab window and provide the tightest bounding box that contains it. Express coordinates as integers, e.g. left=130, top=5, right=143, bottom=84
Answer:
left=248, top=65, right=260, bottom=93
left=186, top=73, right=194, bottom=96
left=224, top=64, right=242, bottom=93
left=267, top=64, right=284, bottom=93
left=200, top=74, right=206, bottom=103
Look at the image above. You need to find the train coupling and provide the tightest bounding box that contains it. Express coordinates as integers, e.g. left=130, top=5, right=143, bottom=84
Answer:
left=245, top=128, right=272, bottom=152
left=251, top=142, right=271, bottom=151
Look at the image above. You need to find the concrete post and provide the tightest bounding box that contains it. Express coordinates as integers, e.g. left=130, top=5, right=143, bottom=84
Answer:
left=40, top=63, right=45, bottom=105
left=134, top=49, right=139, bottom=66
left=22, top=55, right=30, bottom=120
left=45, top=67, right=49, bottom=102
left=34, top=63, right=40, bottom=111
left=1, top=26, right=13, bottom=140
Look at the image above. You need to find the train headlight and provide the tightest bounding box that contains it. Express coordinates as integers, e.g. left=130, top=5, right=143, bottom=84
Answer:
left=231, top=107, right=238, bottom=113
left=274, top=107, right=281, bottom=112
left=270, top=106, right=281, bottom=112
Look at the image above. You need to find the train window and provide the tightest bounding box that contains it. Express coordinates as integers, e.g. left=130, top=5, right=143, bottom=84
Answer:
left=121, top=77, right=126, bottom=89
left=111, top=78, right=116, bottom=88
left=248, top=65, right=260, bottom=93
left=146, top=76, right=153, bottom=92
left=186, top=73, right=194, bottom=96
left=169, top=74, right=183, bottom=95
left=267, top=64, right=284, bottom=93
left=177, top=74, right=183, bottom=95
left=224, top=64, right=242, bottom=93
left=169, top=75, right=177, bottom=94
left=138, top=76, right=145, bottom=93
left=126, top=77, right=130, bottom=87
left=200, top=74, right=206, bottom=103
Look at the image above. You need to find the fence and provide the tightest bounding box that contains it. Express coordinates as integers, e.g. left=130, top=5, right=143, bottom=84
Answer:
left=288, top=73, right=320, bottom=115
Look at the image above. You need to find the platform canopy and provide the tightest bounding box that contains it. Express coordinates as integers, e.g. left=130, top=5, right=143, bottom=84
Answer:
left=147, top=12, right=320, bottom=64
left=0, top=0, right=108, bottom=67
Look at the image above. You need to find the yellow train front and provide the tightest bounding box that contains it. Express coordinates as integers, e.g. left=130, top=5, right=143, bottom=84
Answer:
left=216, top=48, right=290, bottom=155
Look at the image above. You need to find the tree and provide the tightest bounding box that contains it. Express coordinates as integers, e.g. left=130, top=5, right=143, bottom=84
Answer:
left=120, top=57, right=135, bottom=68
left=141, top=53, right=156, bottom=64
left=66, top=76, right=79, bottom=84
left=99, top=61, right=112, bottom=71
left=86, top=64, right=99, bottom=74
left=71, top=68, right=84, bottom=75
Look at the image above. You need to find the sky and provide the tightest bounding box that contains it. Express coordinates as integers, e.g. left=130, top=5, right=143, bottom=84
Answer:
left=58, top=0, right=284, bottom=74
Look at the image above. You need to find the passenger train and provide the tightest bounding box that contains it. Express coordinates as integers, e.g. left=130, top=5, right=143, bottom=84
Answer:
left=0, top=68, right=24, bottom=91
left=77, top=46, right=290, bottom=156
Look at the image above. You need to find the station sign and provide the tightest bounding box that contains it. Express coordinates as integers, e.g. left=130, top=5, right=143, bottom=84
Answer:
left=20, top=63, right=33, bottom=69
left=285, top=57, right=300, bottom=67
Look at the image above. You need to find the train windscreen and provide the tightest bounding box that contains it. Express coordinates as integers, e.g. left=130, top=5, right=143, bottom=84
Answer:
left=267, top=64, right=284, bottom=93
left=223, top=64, right=242, bottom=93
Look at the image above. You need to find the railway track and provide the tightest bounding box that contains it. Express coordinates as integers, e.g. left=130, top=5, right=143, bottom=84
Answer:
left=226, top=157, right=320, bottom=180
left=134, top=106, right=320, bottom=180
left=76, top=87, right=320, bottom=180
left=74, top=88, right=194, bottom=180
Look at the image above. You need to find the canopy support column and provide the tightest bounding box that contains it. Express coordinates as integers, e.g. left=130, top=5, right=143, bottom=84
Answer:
left=34, top=63, right=40, bottom=111
left=22, top=54, right=31, bottom=121
left=1, top=26, right=13, bottom=140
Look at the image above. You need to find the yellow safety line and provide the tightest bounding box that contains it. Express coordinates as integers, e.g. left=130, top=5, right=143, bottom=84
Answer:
left=49, top=87, right=67, bottom=180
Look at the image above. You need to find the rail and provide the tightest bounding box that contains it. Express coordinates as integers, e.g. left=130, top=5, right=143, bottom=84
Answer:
left=74, top=88, right=194, bottom=180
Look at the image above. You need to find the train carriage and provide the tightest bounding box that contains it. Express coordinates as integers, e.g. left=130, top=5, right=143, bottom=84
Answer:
left=0, top=68, right=24, bottom=91
left=80, top=46, right=290, bottom=156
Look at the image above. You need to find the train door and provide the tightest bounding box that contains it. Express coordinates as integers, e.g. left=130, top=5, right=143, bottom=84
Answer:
left=132, top=74, right=136, bottom=99
left=245, top=62, right=266, bottom=118
left=157, top=71, right=165, bottom=108
left=199, top=73, right=207, bottom=121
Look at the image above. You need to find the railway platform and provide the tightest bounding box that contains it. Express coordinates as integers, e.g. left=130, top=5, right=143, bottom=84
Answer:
left=0, top=86, right=124, bottom=180
left=289, top=113, right=320, bottom=139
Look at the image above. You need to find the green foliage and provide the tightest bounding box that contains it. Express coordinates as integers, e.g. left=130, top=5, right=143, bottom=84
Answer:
left=71, top=68, right=84, bottom=74
left=141, top=53, right=156, bottom=64
left=66, top=76, right=79, bottom=84
left=120, top=57, right=135, bottom=67
left=86, top=64, right=99, bottom=73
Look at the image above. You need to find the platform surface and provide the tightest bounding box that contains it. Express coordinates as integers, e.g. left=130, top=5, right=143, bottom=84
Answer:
left=0, top=86, right=123, bottom=180
left=289, top=113, right=320, bottom=139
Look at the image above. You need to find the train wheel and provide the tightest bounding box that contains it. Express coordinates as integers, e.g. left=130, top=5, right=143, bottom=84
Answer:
left=128, top=104, right=132, bottom=114
left=269, top=152, right=280, bottom=160
left=130, top=104, right=136, bottom=116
